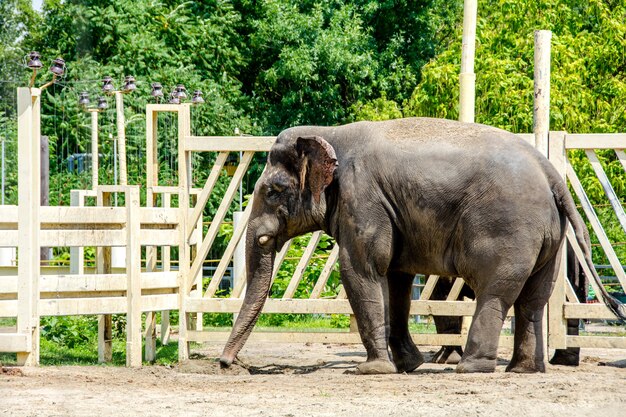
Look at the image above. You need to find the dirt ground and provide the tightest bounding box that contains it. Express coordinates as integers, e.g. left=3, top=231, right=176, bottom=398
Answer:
left=1, top=340, right=625, bottom=417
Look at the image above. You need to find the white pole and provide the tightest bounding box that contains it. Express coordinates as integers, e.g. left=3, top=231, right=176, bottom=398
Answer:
left=534, top=30, right=552, bottom=157
left=459, top=0, right=478, bottom=123
left=115, top=91, right=127, bottom=186
left=1, top=135, right=5, bottom=204
left=90, top=110, right=99, bottom=189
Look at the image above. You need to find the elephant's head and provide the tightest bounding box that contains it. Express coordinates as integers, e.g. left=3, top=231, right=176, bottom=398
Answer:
left=220, top=134, right=338, bottom=367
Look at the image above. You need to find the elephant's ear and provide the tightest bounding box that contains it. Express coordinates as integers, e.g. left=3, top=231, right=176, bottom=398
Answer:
left=296, top=136, right=338, bottom=203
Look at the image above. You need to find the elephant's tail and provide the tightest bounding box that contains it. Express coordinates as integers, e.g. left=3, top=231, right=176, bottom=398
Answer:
left=552, top=177, right=626, bottom=323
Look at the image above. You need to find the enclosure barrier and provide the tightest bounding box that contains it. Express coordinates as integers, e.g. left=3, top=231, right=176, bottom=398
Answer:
left=0, top=92, right=624, bottom=366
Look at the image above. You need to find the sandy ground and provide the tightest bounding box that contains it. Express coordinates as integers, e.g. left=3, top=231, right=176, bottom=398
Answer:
left=1, top=340, right=625, bottom=417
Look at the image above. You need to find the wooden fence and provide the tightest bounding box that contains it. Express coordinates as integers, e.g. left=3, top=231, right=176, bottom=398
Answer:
left=0, top=93, right=624, bottom=367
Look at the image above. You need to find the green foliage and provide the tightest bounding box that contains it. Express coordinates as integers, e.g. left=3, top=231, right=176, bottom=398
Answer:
left=41, top=316, right=97, bottom=348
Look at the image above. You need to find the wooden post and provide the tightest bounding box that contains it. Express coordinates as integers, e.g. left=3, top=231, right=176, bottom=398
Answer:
left=126, top=186, right=142, bottom=367
left=97, top=190, right=113, bottom=363
left=115, top=91, right=127, bottom=186
left=178, top=104, right=192, bottom=361
left=40, top=135, right=50, bottom=262
left=89, top=110, right=99, bottom=188
left=161, top=193, right=172, bottom=345
left=70, top=191, right=85, bottom=275
left=459, top=0, right=478, bottom=123
left=16, top=87, right=41, bottom=366
left=548, top=131, right=568, bottom=350
left=534, top=30, right=552, bottom=156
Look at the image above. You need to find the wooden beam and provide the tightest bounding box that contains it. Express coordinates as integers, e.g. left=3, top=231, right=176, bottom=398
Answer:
left=565, top=134, right=626, bottom=150
left=185, top=136, right=276, bottom=152
left=0, top=333, right=30, bottom=353
left=283, top=232, right=323, bottom=299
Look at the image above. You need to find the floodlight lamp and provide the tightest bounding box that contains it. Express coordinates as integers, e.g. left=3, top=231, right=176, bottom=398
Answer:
left=78, top=91, right=90, bottom=108
left=102, top=76, right=115, bottom=94
left=151, top=82, right=164, bottom=99
left=191, top=90, right=204, bottom=105
left=175, top=84, right=187, bottom=99
left=169, top=91, right=180, bottom=104
left=122, top=76, right=136, bottom=93
left=49, top=58, right=66, bottom=76
left=26, top=52, right=43, bottom=70
left=97, top=96, right=108, bottom=110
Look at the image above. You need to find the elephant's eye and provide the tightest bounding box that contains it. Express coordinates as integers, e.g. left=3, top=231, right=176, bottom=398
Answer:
left=267, top=182, right=286, bottom=198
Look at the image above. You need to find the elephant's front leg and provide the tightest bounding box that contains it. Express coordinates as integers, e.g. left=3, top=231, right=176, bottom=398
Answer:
left=339, top=246, right=397, bottom=375
left=388, top=272, right=424, bottom=372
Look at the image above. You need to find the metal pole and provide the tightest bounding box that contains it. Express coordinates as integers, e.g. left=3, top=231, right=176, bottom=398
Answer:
left=459, top=0, right=478, bottom=123
left=534, top=30, right=552, bottom=157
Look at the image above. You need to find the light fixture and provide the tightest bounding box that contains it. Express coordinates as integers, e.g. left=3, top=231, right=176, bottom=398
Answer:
left=175, top=84, right=187, bottom=99
left=151, top=82, right=164, bottom=100
left=122, top=76, right=136, bottom=93
left=78, top=92, right=90, bottom=108
left=102, top=76, right=114, bottom=94
left=97, top=96, right=108, bottom=110
left=26, top=52, right=43, bottom=70
left=49, top=58, right=66, bottom=77
left=168, top=91, right=180, bottom=104
left=191, top=90, right=204, bottom=105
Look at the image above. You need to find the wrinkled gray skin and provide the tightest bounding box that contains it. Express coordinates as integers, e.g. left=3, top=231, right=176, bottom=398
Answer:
left=220, top=117, right=626, bottom=374
left=431, top=241, right=588, bottom=366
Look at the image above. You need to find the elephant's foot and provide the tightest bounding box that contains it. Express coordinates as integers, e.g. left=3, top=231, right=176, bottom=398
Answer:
left=355, top=359, right=397, bottom=375
left=389, top=336, right=424, bottom=372
left=506, top=356, right=545, bottom=373
left=393, top=351, right=424, bottom=373
left=456, top=357, right=496, bottom=373
left=431, top=346, right=463, bottom=364
left=549, top=348, right=580, bottom=366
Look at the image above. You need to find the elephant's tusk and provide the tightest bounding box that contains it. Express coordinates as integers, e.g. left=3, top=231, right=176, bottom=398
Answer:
left=258, top=235, right=270, bottom=245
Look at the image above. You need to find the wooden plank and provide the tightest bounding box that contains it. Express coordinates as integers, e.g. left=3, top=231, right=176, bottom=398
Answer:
left=0, top=272, right=178, bottom=293
left=17, top=87, right=40, bottom=365
left=271, top=239, right=293, bottom=285
left=0, top=231, right=18, bottom=247
left=204, top=201, right=253, bottom=298
left=0, top=333, right=30, bottom=353
left=140, top=207, right=180, bottom=225
left=40, top=230, right=125, bottom=247
left=185, top=136, right=276, bottom=152
left=566, top=336, right=626, bottom=349
left=445, top=277, right=465, bottom=301
left=69, top=191, right=85, bottom=275
left=187, top=330, right=514, bottom=347
left=41, top=206, right=125, bottom=224
left=177, top=103, right=191, bottom=362
left=185, top=298, right=495, bottom=316
left=566, top=163, right=626, bottom=290
left=309, top=245, right=340, bottom=299
left=187, top=152, right=228, bottom=234
left=146, top=103, right=183, bottom=113
left=419, top=275, right=440, bottom=300
left=138, top=229, right=179, bottom=246
left=0, top=205, right=18, bottom=222
left=585, top=149, right=626, bottom=233
left=283, top=232, right=323, bottom=299
left=565, top=134, right=626, bottom=150
left=187, top=152, right=254, bottom=290
left=563, top=302, right=622, bottom=319
left=126, top=187, right=142, bottom=367
left=548, top=131, right=568, bottom=350
left=616, top=150, right=626, bottom=173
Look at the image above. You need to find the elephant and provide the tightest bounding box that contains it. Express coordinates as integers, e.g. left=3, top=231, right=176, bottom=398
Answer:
left=430, top=240, right=588, bottom=366
left=219, top=117, right=626, bottom=374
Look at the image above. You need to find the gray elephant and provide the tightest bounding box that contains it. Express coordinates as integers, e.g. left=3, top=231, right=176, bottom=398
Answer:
left=220, top=117, right=625, bottom=374
left=431, top=240, right=587, bottom=366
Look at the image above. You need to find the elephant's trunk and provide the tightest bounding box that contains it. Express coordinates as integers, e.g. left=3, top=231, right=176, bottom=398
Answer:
left=219, top=231, right=275, bottom=368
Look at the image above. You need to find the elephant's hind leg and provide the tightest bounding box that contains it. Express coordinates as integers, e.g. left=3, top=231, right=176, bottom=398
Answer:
left=456, top=294, right=511, bottom=373
left=388, top=272, right=424, bottom=372
left=506, top=255, right=561, bottom=373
